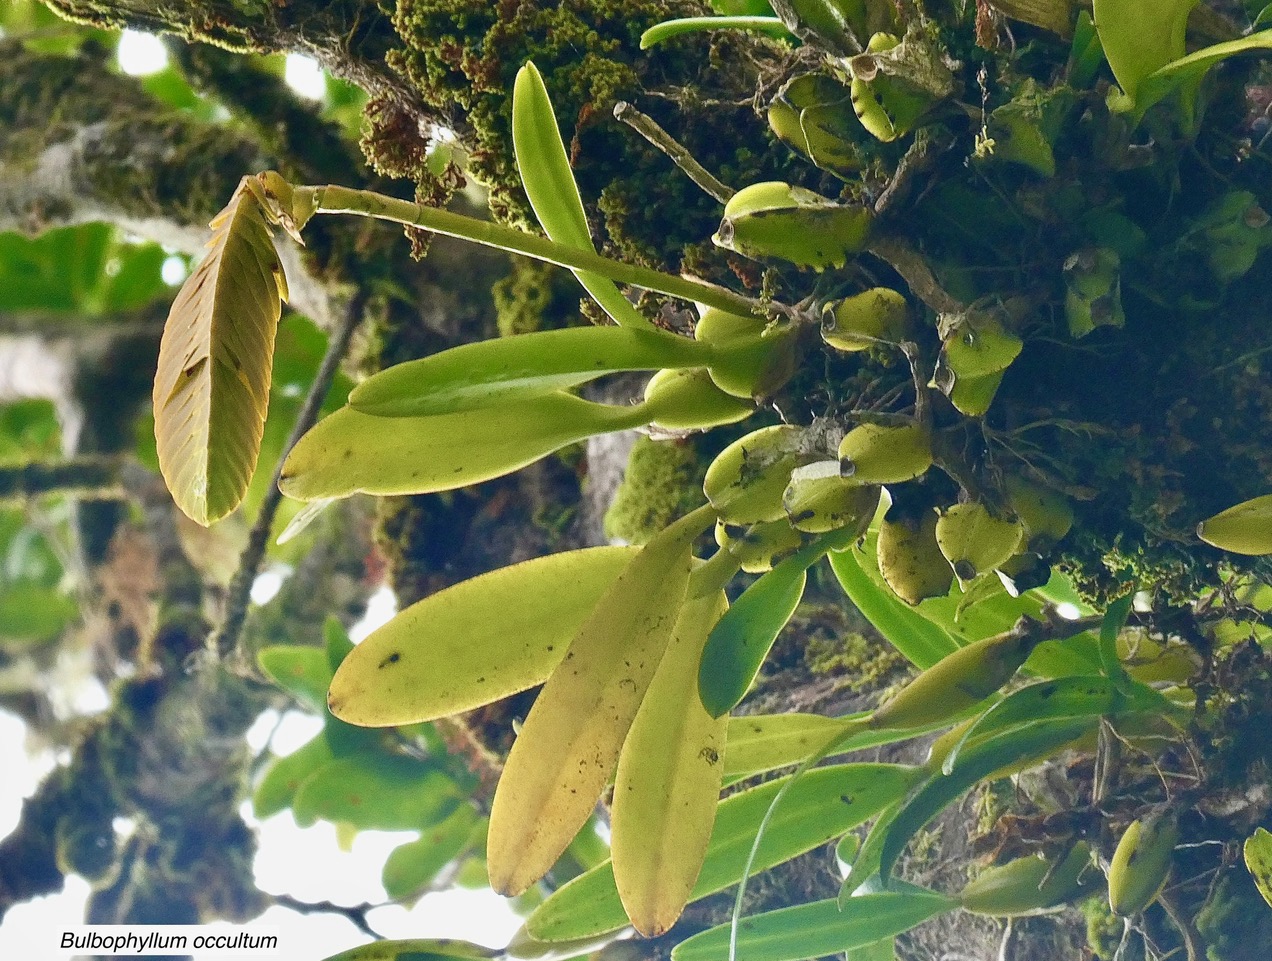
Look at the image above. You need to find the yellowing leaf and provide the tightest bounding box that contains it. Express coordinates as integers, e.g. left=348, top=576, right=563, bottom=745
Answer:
left=153, top=175, right=287, bottom=525
left=612, top=590, right=729, bottom=936
left=1197, top=493, right=1272, bottom=555
left=486, top=507, right=710, bottom=896
left=327, top=546, right=638, bottom=726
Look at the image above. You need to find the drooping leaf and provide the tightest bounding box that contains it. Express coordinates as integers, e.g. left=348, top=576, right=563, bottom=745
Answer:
left=525, top=762, right=922, bottom=942
left=382, top=805, right=484, bottom=902
left=513, top=62, right=653, bottom=330
left=348, top=326, right=708, bottom=417
left=292, top=753, right=459, bottom=832
left=327, top=546, right=637, bottom=726
left=641, top=15, right=792, bottom=48
left=486, top=508, right=708, bottom=896
left=278, top=393, right=648, bottom=502
left=153, top=175, right=287, bottom=525
left=612, top=590, right=729, bottom=936
left=671, top=891, right=956, bottom=961
left=1198, top=493, right=1272, bottom=555
left=1243, top=827, right=1272, bottom=909
left=698, top=552, right=809, bottom=717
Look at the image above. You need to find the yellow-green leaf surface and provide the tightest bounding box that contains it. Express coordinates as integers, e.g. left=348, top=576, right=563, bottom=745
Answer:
left=612, top=590, right=729, bottom=936
left=1244, top=827, right=1272, bottom=908
left=513, top=62, right=653, bottom=331
left=1092, top=0, right=1195, bottom=98
left=258, top=645, right=331, bottom=714
left=486, top=508, right=708, bottom=896
left=327, top=546, right=637, bottom=726
left=278, top=393, right=647, bottom=501
left=153, top=175, right=286, bottom=525
left=526, top=762, right=923, bottom=942
left=723, top=713, right=856, bottom=780
left=671, top=892, right=956, bottom=961
left=1198, top=493, right=1272, bottom=555
left=1131, top=30, right=1272, bottom=120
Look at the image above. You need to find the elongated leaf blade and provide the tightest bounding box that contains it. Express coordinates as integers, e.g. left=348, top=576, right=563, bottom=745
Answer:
left=1132, top=29, right=1272, bottom=119
left=328, top=547, right=636, bottom=725
left=698, top=561, right=808, bottom=717
left=877, top=716, right=1098, bottom=884
left=613, top=590, right=729, bottom=936
left=1091, top=0, right=1194, bottom=98
left=828, top=547, right=959, bottom=669
left=671, top=892, right=956, bottom=961
left=278, top=393, right=645, bottom=501
left=487, top=512, right=704, bottom=896
left=724, top=713, right=857, bottom=780
left=526, top=762, right=923, bottom=942
left=513, top=63, right=653, bottom=330
left=153, top=175, right=286, bottom=525
left=349, top=326, right=706, bottom=417
left=1198, top=492, right=1272, bottom=555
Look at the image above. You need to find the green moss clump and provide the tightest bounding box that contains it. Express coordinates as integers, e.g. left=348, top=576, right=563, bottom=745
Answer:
left=803, top=632, right=907, bottom=691
left=492, top=257, right=579, bottom=336
left=1082, top=894, right=1122, bottom=960
left=604, top=435, right=706, bottom=545
left=1195, top=868, right=1272, bottom=961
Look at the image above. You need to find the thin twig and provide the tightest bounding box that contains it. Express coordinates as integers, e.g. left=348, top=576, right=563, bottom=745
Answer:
left=866, top=235, right=965, bottom=315
left=209, top=291, right=367, bottom=663
left=273, top=894, right=386, bottom=940
left=613, top=101, right=736, bottom=203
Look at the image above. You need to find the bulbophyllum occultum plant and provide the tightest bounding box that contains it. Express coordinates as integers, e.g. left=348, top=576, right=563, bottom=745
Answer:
left=153, top=1, right=1272, bottom=958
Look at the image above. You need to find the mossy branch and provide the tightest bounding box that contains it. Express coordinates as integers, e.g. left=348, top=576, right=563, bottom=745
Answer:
left=304, top=184, right=767, bottom=319
left=0, top=456, right=126, bottom=502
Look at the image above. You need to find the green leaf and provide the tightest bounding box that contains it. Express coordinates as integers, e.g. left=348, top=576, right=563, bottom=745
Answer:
left=1198, top=493, right=1272, bottom=555
left=292, top=753, right=459, bottom=832
left=382, top=805, right=484, bottom=902
left=723, top=712, right=951, bottom=783
left=279, top=393, right=648, bottom=502
left=1130, top=29, right=1272, bottom=121
left=0, top=583, right=77, bottom=642
left=153, top=175, right=287, bottom=525
left=876, top=716, right=1098, bottom=884
left=1243, top=827, right=1272, bottom=909
left=525, top=762, right=922, bottom=942
left=348, top=326, right=708, bottom=417
left=512, top=62, right=653, bottom=331
left=671, top=892, right=956, bottom=961
left=1100, top=592, right=1133, bottom=681
left=327, top=546, right=637, bottom=726
left=698, top=547, right=811, bottom=717
left=723, top=713, right=857, bottom=781
left=828, top=546, right=959, bottom=669
left=258, top=645, right=331, bottom=714
left=252, top=733, right=335, bottom=819
left=612, top=590, right=729, bottom=936
left=317, top=939, right=499, bottom=961
left=1091, top=0, right=1195, bottom=99
left=640, top=15, right=792, bottom=48
left=487, top=508, right=708, bottom=896
left=324, top=616, right=355, bottom=674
